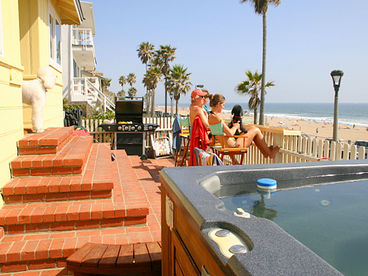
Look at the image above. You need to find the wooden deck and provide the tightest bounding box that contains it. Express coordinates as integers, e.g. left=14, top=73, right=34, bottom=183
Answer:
left=67, top=242, right=161, bottom=275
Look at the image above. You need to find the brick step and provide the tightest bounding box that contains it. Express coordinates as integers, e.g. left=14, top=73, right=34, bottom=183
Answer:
left=0, top=199, right=149, bottom=234
left=11, top=136, right=93, bottom=177
left=17, top=127, right=74, bottom=155
left=2, top=144, right=113, bottom=203
left=0, top=225, right=156, bottom=274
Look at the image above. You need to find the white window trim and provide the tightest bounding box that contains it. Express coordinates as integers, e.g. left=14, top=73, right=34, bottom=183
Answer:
left=0, top=0, right=4, bottom=57
left=49, top=3, right=62, bottom=71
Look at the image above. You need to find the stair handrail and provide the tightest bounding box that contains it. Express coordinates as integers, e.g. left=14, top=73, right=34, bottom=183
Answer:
left=86, top=78, right=115, bottom=112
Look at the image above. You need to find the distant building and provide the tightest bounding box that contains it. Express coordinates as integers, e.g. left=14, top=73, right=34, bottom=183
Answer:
left=61, top=1, right=114, bottom=112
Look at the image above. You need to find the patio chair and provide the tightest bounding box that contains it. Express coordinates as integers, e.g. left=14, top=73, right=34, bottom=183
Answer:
left=209, top=122, right=248, bottom=165
left=175, top=117, right=191, bottom=167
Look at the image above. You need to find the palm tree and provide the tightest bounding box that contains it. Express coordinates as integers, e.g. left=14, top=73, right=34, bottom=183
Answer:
left=137, top=42, right=155, bottom=112
left=101, top=77, right=111, bottom=93
left=137, top=42, right=155, bottom=70
left=236, top=71, right=274, bottom=124
left=167, top=65, right=192, bottom=115
left=154, top=45, right=176, bottom=115
left=143, top=66, right=162, bottom=117
left=128, top=87, right=137, bottom=97
left=118, top=75, right=126, bottom=97
left=241, top=0, right=280, bottom=125
left=127, top=73, right=136, bottom=87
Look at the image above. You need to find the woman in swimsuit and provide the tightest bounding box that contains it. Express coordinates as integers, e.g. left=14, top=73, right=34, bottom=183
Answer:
left=208, top=94, right=280, bottom=159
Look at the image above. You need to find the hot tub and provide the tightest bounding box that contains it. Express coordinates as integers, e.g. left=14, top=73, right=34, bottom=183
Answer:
left=160, top=160, right=368, bottom=276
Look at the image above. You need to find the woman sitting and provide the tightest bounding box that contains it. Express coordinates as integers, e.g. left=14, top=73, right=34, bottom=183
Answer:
left=188, top=89, right=210, bottom=165
left=208, top=94, right=280, bottom=159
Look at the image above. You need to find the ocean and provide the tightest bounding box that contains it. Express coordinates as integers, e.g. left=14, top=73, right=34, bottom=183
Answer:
left=173, top=102, right=368, bottom=127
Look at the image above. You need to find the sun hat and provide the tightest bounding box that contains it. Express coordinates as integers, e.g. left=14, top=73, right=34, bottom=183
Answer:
left=191, top=89, right=207, bottom=98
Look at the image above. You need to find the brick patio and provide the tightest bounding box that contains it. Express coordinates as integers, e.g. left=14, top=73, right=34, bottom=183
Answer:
left=0, top=127, right=174, bottom=275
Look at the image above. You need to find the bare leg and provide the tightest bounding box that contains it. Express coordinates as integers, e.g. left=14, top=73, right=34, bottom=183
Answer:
left=239, top=126, right=279, bottom=158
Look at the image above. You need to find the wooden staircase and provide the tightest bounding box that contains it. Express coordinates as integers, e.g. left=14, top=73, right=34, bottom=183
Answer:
left=0, top=127, right=151, bottom=274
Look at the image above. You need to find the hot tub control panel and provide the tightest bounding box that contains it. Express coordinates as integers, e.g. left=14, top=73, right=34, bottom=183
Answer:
left=208, top=228, right=249, bottom=259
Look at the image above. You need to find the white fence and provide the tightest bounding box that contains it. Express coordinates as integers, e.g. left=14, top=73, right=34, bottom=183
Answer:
left=81, top=118, right=367, bottom=164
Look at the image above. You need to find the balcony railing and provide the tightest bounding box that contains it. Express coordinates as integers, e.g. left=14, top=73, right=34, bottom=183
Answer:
left=70, top=77, right=115, bottom=112
left=72, top=28, right=94, bottom=47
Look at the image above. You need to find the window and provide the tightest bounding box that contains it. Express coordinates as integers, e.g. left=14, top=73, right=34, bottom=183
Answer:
left=49, top=5, right=61, bottom=66
left=0, top=0, right=4, bottom=57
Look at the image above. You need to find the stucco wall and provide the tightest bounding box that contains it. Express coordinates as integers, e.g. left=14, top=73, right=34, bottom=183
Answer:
left=0, top=0, right=24, bottom=208
left=19, top=0, right=64, bottom=130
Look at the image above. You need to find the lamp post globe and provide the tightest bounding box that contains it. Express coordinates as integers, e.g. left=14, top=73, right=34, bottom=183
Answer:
left=330, top=70, right=344, bottom=142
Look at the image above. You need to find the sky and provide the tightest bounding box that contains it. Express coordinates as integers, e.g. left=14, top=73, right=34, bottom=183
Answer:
left=88, top=0, right=368, bottom=105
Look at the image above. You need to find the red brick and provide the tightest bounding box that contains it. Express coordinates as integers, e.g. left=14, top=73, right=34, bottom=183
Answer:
left=10, top=160, right=22, bottom=169
left=102, top=203, right=115, bottom=219
left=126, top=207, right=149, bottom=217
left=4, top=195, right=23, bottom=204
left=6, top=225, right=24, bottom=234
left=45, top=193, right=68, bottom=202
left=35, top=239, right=52, bottom=259
left=40, top=268, right=67, bottom=276
left=26, top=223, right=49, bottom=233
left=12, top=169, right=30, bottom=177
left=19, top=147, right=38, bottom=155
left=91, top=190, right=111, bottom=199
left=101, top=218, right=124, bottom=228
left=54, top=206, right=68, bottom=222
left=49, top=239, right=64, bottom=258
left=124, top=216, right=146, bottom=226
left=0, top=263, right=27, bottom=272
left=23, top=193, right=45, bottom=202
left=0, top=242, right=12, bottom=263
left=62, top=238, right=77, bottom=257
left=21, top=240, right=39, bottom=261
left=38, top=147, right=57, bottom=154
left=7, top=241, right=25, bottom=262
left=91, top=204, right=103, bottom=220
left=75, top=220, right=100, bottom=230
left=39, top=138, right=58, bottom=146
left=63, top=158, right=83, bottom=167
left=72, top=167, right=83, bottom=174
left=79, top=204, right=91, bottom=221
left=5, top=209, right=20, bottom=225
left=31, top=168, right=52, bottom=176
left=69, top=191, right=89, bottom=200
left=18, top=207, right=32, bottom=224
left=51, top=222, right=75, bottom=231
left=66, top=205, right=79, bottom=221
left=43, top=206, right=57, bottom=223
left=56, top=259, right=67, bottom=267
left=52, top=167, right=73, bottom=175
left=30, top=207, right=44, bottom=224
left=28, top=259, right=57, bottom=270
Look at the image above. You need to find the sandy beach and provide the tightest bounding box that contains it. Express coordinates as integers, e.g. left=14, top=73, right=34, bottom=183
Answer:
left=157, top=106, right=368, bottom=143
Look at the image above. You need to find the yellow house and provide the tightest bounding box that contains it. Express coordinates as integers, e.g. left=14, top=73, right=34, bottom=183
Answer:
left=0, top=0, right=83, bottom=207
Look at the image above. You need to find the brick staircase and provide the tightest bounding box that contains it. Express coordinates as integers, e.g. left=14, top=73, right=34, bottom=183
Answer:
left=0, top=127, right=150, bottom=274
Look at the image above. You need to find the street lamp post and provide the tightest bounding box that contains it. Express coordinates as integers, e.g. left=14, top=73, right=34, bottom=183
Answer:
left=330, top=70, right=344, bottom=141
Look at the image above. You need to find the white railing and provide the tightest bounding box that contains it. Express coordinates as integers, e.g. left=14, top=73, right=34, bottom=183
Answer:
left=71, top=77, right=115, bottom=112
left=85, top=79, right=115, bottom=112
left=72, top=28, right=94, bottom=47
left=81, top=118, right=367, bottom=163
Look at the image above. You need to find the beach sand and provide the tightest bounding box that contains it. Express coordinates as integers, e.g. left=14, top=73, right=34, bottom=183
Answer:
left=157, top=106, right=368, bottom=143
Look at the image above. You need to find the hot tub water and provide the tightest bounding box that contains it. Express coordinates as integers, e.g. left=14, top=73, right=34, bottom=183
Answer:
left=220, top=180, right=368, bottom=276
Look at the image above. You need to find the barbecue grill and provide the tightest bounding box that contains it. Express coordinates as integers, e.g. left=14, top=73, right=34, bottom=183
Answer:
left=99, top=97, right=158, bottom=158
